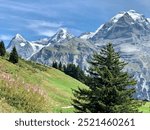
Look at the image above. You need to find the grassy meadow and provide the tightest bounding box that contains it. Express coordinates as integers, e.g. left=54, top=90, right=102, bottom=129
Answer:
left=0, top=56, right=149, bottom=113
left=0, top=56, right=86, bottom=112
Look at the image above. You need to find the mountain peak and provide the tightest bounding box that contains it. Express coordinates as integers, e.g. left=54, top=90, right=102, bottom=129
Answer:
left=90, top=10, right=150, bottom=40
left=128, top=9, right=136, bottom=13
left=127, top=10, right=146, bottom=22
left=50, top=28, right=74, bottom=43
left=111, top=11, right=126, bottom=23
left=13, top=34, right=26, bottom=42
left=15, top=33, right=24, bottom=38
left=111, top=10, right=146, bottom=23
left=57, top=28, right=69, bottom=39
left=59, top=28, right=68, bottom=33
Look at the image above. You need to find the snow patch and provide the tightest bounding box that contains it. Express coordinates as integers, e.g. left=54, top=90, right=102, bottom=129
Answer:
left=111, top=12, right=125, bottom=23
left=147, top=18, right=150, bottom=23
left=95, top=24, right=104, bottom=33
left=128, top=10, right=144, bottom=22
left=20, top=43, right=25, bottom=47
left=80, top=32, right=95, bottom=40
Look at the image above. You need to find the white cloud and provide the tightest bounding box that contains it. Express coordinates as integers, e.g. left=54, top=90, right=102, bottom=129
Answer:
left=0, top=35, right=12, bottom=41
left=0, top=0, right=58, bottom=18
left=28, top=20, right=62, bottom=29
left=38, top=30, right=56, bottom=37
left=0, top=1, right=37, bottom=12
left=27, top=20, right=62, bottom=37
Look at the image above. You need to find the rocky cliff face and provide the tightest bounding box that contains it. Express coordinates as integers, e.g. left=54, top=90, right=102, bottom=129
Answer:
left=31, top=38, right=96, bottom=71
left=7, top=10, right=150, bottom=100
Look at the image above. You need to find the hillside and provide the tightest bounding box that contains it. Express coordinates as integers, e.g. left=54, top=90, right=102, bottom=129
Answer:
left=0, top=56, right=150, bottom=113
left=0, top=56, right=87, bottom=112
left=139, top=102, right=150, bottom=113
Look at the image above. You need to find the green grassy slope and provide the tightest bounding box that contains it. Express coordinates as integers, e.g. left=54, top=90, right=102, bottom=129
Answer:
left=0, top=57, right=87, bottom=112
left=139, top=102, right=150, bottom=113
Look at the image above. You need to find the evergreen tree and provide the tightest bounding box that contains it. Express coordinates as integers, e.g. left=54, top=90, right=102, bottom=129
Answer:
left=64, top=64, right=76, bottom=78
left=9, top=47, right=19, bottom=64
left=52, top=61, right=58, bottom=69
left=76, top=65, right=86, bottom=83
left=64, top=64, right=86, bottom=83
left=72, top=43, right=142, bottom=113
left=0, top=41, right=6, bottom=56
left=58, top=62, right=62, bottom=70
left=52, top=61, right=55, bottom=68
left=63, top=64, right=67, bottom=72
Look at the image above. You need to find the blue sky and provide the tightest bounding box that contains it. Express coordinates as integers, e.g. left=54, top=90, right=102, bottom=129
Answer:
left=0, top=0, right=150, bottom=46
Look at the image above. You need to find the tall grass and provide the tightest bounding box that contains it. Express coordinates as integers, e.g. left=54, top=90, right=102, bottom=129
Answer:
left=0, top=79, right=50, bottom=113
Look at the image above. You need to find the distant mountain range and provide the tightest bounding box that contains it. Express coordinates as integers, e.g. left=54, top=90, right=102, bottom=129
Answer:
left=6, top=10, right=150, bottom=100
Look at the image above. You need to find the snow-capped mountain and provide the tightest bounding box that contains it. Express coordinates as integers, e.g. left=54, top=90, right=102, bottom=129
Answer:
left=7, top=34, right=26, bottom=48
left=7, top=28, right=74, bottom=59
left=7, top=34, right=34, bottom=59
left=91, top=10, right=150, bottom=40
left=7, top=34, right=46, bottom=59
left=7, top=10, right=150, bottom=100
left=49, top=28, right=74, bottom=43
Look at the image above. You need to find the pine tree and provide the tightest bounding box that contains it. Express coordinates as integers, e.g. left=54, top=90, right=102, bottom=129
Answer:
left=64, top=64, right=86, bottom=83
left=52, top=61, right=58, bottom=69
left=72, top=43, right=142, bottom=113
left=52, top=61, right=55, bottom=68
left=9, top=47, right=19, bottom=64
left=63, top=64, right=66, bottom=72
left=64, top=64, right=76, bottom=78
left=0, top=41, right=6, bottom=56
left=58, top=62, right=62, bottom=70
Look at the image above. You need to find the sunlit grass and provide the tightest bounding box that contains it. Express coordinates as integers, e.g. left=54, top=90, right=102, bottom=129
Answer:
left=0, top=57, right=87, bottom=112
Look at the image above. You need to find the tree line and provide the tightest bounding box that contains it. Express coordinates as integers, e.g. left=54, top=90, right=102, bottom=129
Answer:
left=52, top=61, right=87, bottom=83
left=0, top=41, right=19, bottom=64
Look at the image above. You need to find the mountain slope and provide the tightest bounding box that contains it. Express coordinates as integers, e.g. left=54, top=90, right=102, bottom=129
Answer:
left=0, top=56, right=87, bottom=112
left=31, top=37, right=96, bottom=70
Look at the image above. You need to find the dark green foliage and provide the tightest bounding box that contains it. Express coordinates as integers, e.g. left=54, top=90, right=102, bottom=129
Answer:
left=52, top=61, right=87, bottom=83
left=0, top=41, right=6, bottom=56
left=52, top=61, right=58, bottom=69
left=58, top=62, right=62, bottom=70
left=63, top=64, right=66, bottom=72
left=9, top=47, right=19, bottom=64
left=64, top=64, right=86, bottom=83
left=64, top=64, right=76, bottom=77
left=72, top=43, right=142, bottom=113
